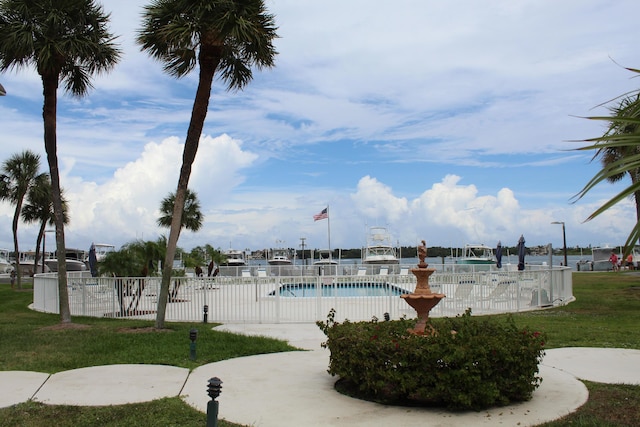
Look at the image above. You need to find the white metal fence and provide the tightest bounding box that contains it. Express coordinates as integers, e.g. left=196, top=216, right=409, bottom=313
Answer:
left=32, top=267, right=573, bottom=324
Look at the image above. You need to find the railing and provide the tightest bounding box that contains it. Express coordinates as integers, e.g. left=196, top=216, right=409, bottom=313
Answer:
left=32, top=266, right=573, bottom=324
left=215, top=262, right=545, bottom=277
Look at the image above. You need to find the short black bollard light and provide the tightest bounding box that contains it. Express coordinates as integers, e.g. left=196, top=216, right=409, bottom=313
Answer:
left=189, top=328, right=198, bottom=361
left=207, top=377, right=223, bottom=427
left=203, top=305, right=209, bottom=324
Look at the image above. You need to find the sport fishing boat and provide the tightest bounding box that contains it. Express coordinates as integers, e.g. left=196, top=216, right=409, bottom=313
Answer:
left=455, top=244, right=496, bottom=265
left=313, top=249, right=338, bottom=275
left=0, top=248, right=13, bottom=273
left=44, top=248, right=87, bottom=272
left=267, top=247, right=293, bottom=266
left=361, top=226, right=399, bottom=265
left=221, top=249, right=247, bottom=267
left=92, top=243, right=115, bottom=262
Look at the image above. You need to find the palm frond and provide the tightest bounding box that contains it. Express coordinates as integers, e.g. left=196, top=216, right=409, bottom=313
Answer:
left=574, top=70, right=640, bottom=245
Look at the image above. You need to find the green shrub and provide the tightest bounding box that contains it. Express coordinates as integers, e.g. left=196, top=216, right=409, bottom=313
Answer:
left=317, top=309, right=545, bottom=410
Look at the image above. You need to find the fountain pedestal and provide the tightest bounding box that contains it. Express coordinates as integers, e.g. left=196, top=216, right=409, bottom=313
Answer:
left=401, top=244, right=445, bottom=335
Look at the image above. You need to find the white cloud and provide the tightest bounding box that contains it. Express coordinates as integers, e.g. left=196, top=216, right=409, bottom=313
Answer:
left=351, top=176, right=409, bottom=222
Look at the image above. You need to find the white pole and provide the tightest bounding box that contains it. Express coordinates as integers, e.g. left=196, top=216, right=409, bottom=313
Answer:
left=327, top=205, right=331, bottom=255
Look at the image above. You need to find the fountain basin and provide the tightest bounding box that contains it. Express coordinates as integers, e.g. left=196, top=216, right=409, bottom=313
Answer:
left=401, top=293, right=446, bottom=335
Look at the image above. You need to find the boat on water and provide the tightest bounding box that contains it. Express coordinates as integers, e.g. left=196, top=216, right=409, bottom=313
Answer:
left=455, top=244, right=496, bottom=265
left=0, top=249, right=13, bottom=273
left=592, top=246, right=617, bottom=271
left=221, top=249, right=247, bottom=267
left=267, top=247, right=293, bottom=266
left=313, top=249, right=338, bottom=275
left=361, top=226, right=400, bottom=265
left=577, top=246, right=626, bottom=271
left=45, top=248, right=88, bottom=272
left=13, top=251, right=51, bottom=276
left=92, top=243, right=115, bottom=262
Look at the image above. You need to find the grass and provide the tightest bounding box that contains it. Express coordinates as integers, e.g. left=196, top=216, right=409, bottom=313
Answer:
left=1, top=272, right=639, bottom=426
left=509, top=272, right=640, bottom=349
left=0, top=281, right=296, bottom=427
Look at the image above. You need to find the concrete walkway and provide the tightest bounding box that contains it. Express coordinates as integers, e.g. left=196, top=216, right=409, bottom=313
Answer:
left=1, top=323, right=640, bottom=427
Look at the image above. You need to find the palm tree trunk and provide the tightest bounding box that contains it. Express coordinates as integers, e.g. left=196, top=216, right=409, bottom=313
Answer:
left=42, top=74, right=71, bottom=323
left=11, top=201, right=22, bottom=289
left=34, top=221, right=46, bottom=274
left=155, top=57, right=217, bottom=329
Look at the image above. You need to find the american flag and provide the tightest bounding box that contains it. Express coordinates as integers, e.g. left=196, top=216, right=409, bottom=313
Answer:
left=313, top=207, right=328, bottom=221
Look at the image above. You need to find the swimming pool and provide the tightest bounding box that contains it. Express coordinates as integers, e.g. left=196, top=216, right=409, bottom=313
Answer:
left=269, top=282, right=411, bottom=297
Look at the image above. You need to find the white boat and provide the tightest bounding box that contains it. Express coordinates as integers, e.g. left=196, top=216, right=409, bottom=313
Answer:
left=455, top=244, right=496, bottom=265
left=15, top=251, right=50, bottom=275
left=0, top=249, right=13, bottom=273
left=45, top=248, right=87, bottom=272
left=267, top=247, right=293, bottom=266
left=313, top=249, right=338, bottom=275
left=361, top=226, right=399, bottom=265
left=92, top=243, right=115, bottom=262
left=222, top=249, right=247, bottom=267
left=589, top=246, right=620, bottom=272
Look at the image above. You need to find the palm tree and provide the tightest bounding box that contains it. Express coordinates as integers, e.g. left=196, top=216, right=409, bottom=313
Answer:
left=137, top=0, right=278, bottom=328
left=21, top=175, right=70, bottom=274
left=127, top=238, right=166, bottom=276
left=204, top=244, right=227, bottom=265
left=158, top=190, right=202, bottom=299
left=0, top=150, right=47, bottom=289
left=0, top=0, right=121, bottom=322
left=574, top=66, right=640, bottom=253
left=591, top=94, right=640, bottom=220
left=157, top=189, right=204, bottom=237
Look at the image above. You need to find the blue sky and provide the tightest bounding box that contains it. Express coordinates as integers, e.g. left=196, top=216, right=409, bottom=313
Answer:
left=1, top=0, right=640, bottom=254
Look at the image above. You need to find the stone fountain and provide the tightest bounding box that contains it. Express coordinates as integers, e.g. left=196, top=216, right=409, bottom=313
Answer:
left=401, top=240, right=446, bottom=335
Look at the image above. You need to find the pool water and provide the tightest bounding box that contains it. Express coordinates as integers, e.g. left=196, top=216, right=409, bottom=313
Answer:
left=270, top=282, right=411, bottom=297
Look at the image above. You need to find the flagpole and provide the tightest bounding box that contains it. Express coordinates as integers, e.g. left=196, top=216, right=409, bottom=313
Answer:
left=327, top=205, right=331, bottom=255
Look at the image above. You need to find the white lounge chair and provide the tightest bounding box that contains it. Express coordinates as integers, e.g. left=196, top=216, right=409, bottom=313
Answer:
left=486, top=280, right=515, bottom=301
left=453, top=280, right=475, bottom=300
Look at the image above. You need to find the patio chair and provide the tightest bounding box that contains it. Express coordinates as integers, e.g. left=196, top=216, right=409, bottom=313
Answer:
left=454, top=280, right=475, bottom=300
left=486, top=280, right=514, bottom=301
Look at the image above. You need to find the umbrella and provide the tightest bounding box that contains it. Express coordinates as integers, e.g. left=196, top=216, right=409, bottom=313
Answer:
left=88, top=243, right=98, bottom=277
left=496, top=241, right=503, bottom=269
left=517, top=235, right=526, bottom=271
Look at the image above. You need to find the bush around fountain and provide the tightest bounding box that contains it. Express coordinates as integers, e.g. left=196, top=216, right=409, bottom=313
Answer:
left=317, top=309, right=546, bottom=410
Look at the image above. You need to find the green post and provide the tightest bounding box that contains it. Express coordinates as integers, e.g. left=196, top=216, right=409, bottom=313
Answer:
left=206, top=400, right=219, bottom=427
left=189, top=328, right=197, bottom=361
left=207, top=377, right=222, bottom=427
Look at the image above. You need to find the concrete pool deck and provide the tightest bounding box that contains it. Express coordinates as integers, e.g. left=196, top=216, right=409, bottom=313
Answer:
left=2, top=323, right=640, bottom=426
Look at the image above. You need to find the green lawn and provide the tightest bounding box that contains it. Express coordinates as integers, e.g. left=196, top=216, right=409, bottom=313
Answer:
left=1, top=272, right=639, bottom=426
